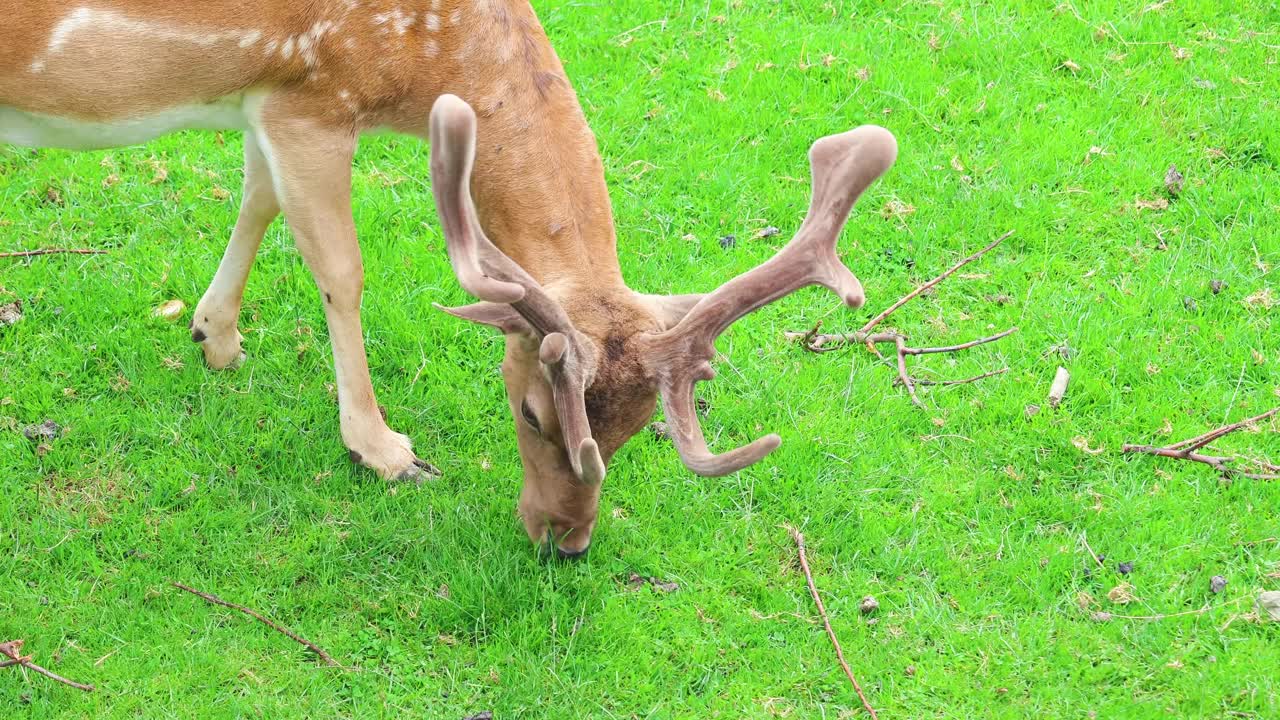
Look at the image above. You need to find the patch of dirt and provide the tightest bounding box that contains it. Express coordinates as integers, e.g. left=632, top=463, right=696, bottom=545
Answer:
left=624, top=572, right=679, bottom=593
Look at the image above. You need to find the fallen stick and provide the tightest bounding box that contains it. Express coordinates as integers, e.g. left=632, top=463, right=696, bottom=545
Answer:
left=172, top=582, right=339, bottom=666
left=867, top=328, right=1018, bottom=407
left=787, top=527, right=878, bottom=720
left=1093, top=596, right=1244, bottom=622
left=0, top=248, right=107, bottom=259
left=1123, top=407, right=1280, bottom=480
left=0, top=639, right=95, bottom=692
left=786, top=232, right=1017, bottom=405
left=859, top=229, right=1013, bottom=336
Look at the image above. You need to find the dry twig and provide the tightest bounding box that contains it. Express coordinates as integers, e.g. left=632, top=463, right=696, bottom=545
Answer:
left=0, top=248, right=107, bottom=259
left=785, top=232, right=1016, bottom=406
left=1122, top=408, right=1280, bottom=480
left=172, top=582, right=339, bottom=666
left=787, top=526, right=878, bottom=719
left=0, top=639, right=95, bottom=692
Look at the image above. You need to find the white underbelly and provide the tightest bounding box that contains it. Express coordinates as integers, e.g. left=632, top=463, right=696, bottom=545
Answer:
left=0, top=95, right=249, bottom=150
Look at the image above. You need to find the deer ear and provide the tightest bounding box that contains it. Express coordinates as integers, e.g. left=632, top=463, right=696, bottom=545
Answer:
left=638, top=293, right=706, bottom=331
left=434, top=302, right=534, bottom=335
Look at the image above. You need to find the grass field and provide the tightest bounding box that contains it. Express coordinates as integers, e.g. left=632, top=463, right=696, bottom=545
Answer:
left=3, top=1, right=1279, bottom=717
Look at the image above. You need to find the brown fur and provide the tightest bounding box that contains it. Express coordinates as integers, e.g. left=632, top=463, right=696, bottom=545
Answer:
left=2, top=0, right=656, bottom=554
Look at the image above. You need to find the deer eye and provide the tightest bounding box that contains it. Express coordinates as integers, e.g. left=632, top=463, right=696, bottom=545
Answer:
left=520, top=400, right=542, bottom=433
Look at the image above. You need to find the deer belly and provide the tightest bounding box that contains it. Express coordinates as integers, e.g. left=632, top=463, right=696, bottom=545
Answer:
left=0, top=96, right=248, bottom=150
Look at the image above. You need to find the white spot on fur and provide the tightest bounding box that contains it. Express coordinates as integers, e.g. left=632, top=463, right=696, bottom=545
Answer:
left=449, top=9, right=462, bottom=25
left=264, top=38, right=278, bottom=54
left=425, top=13, right=440, bottom=31
left=281, top=36, right=295, bottom=59
left=424, top=38, right=439, bottom=57
left=239, top=29, right=262, bottom=48
left=32, top=7, right=253, bottom=72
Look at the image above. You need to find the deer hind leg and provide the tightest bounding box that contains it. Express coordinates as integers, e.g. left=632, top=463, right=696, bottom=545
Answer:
left=192, top=133, right=278, bottom=369
left=253, top=109, right=436, bottom=482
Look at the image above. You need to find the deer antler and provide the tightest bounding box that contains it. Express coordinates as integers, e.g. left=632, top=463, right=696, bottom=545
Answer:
left=430, top=94, right=605, bottom=484
left=640, top=125, right=897, bottom=476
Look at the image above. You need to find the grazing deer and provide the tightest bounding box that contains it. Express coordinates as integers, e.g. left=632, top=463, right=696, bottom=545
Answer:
left=2, top=1, right=895, bottom=557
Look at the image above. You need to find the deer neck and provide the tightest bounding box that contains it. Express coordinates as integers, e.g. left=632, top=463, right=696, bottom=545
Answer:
left=440, top=1, right=623, bottom=291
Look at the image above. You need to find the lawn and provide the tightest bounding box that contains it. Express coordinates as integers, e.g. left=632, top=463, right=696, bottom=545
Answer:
left=2, top=0, right=1279, bottom=717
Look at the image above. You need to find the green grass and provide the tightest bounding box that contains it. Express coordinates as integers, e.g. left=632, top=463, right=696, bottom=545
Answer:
left=3, top=1, right=1279, bottom=717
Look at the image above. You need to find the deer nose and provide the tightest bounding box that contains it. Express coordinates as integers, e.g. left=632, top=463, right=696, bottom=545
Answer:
left=555, top=544, right=590, bottom=561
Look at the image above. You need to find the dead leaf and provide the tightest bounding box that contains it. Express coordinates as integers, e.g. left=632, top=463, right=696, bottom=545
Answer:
left=1171, top=46, right=1191, bottom=61
left=1142, top=0, right=1172, bottom=12
left=1072, top=436, right=1105, bottom=455
left=1134, top=197, right=1169, bottom=211
left=754, top=226, right=781, bottom=239
left=153, top=299, right=186, bottom=321
left=1084, top=145, right=1111, bottom=164
left=1243, top=288, right=1275, bottom=309
left=881, top=199, right=916, bottom=219
left=1107, top=583, right=1135, bottom=605
left=1058, top=59, right=1081, bottom=73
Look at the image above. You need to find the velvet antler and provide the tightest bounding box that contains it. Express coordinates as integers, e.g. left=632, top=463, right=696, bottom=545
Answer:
left=641, top=125, right=897, bottom=476
left=430, top=94, right=605, bottom=484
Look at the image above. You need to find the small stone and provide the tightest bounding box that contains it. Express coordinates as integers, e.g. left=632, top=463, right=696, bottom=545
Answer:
left=718, top=234, right=737, bottom=249
left=904, top=665, right=916, bottom=677
left=650, top=421, right=670, bottom=440
left=1117, top=561, right=1134, bottom=575
left=1210, top=575, right=1227, bottom=594
left=859, top=595, right=880, bottom=614
left=1210, top=279, right=1225, bottom=295
left=1183, top=297, right=1197, bottom=312
left=1258, top=591, right=1280, bottom=622
left=22, top=419, right=61, bottom=442
left=1164, top=165, right=1185, bottom=196
left=462, top=712, right=494, bottom=720
left=0, top=300, right=22, bottom=327
left=754, top=226, right=781, bottom=239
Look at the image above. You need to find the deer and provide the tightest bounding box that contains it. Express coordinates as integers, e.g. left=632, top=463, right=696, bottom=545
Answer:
left=2, top=1, right=896, bottom=558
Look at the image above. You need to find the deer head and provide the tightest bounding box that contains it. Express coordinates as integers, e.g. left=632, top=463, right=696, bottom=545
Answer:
left=429, top=94, right=896, bottom=557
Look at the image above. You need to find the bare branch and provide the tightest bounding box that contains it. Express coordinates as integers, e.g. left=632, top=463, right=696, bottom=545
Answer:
left=858, top=229, right=1013, bottom=335
left=0, top=248, right=107, bottom=259
left=1167, top=407, right=1280, bottom=452
left=172, top=583, right=339, bottom=666
left=786, top=527, right=878, bottom=719
left=787, top=233, right=1016, bottom=404
left=0, top=639, right=95, bottom=692
left=1123, top=408, right=1279, bottom=480
left=900, top=327, right=1019, bottom=355
left=911, top=368, right=1009, bottom=386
